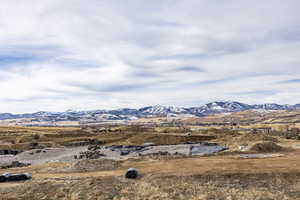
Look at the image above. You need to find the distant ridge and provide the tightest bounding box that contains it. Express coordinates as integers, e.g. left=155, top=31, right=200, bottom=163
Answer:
left=1, top=101, right=300, bottom=121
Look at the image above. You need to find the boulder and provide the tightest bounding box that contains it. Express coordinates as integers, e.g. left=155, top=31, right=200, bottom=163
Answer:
left=125, top=168, right=138, bottom=179
left=0, top=175, right=6, bottom=183
left=1, top=173, right=32, bottom=182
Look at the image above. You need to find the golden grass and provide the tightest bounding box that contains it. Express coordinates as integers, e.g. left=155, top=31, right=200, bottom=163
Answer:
left=1, top=171, right=300, bottom=199
left=1, top=122, right=300, bottom=199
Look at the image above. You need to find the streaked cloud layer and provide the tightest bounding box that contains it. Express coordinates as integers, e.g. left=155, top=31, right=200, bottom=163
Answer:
left=0, top=0, right=300, bottom=112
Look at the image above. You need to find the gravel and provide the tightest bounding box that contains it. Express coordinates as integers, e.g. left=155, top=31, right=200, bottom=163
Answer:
left=11, top=147, right=88, bottom=165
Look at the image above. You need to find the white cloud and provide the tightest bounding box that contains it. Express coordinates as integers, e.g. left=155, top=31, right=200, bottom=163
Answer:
left=0, top=0, right=299, bottom=113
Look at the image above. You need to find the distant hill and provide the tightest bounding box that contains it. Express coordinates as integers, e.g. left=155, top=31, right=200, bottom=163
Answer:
left=0, top=101, right=300, bottom=122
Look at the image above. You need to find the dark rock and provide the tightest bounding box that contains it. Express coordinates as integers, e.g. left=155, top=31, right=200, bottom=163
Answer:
left=120, top=151, right=130, bottom=156
left=1, top=173, right=32, bottom=182
left=125, top=168, right=138, bottom=179
left=0, top=149, right=21, bottom=155
left=28, top=142, right=44, bottom=149
left=76, top=150, right=105, bottom=159
left=183, top=141, right=197, bottom=144
left=0, top=175, right=6, bottom=183
left=11, top=161, right=30, bottom=168
left=88, top=144, right=103, bottom=151
left=30, top=142, right=38, bottom=147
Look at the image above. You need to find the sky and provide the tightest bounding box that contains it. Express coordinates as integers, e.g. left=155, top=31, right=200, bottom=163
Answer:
left=0, top=0, right=300, bottom=113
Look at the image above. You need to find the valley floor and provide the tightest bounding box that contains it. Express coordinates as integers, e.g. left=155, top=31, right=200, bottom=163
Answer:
left=0, top=125, right=300, bottom=199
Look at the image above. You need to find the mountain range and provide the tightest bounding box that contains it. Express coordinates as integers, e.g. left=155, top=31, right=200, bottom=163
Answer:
left=1, top=101, right=300, bottom=122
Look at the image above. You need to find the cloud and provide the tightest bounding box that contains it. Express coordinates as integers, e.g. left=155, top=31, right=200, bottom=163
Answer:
left=279, top=79, right=300, bottom=84
left=175, top=66, right=205, bottom=72
left=0, top=0, right=300, bottom=113
left=0, top=55, right=40, bottom=67
left=232, top=90, right=277, bottom=96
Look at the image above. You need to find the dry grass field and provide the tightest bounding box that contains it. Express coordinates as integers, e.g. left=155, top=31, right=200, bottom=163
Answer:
left=183, top=110, right=300, bottom=126
left=0, top=117, right=300, bottom=199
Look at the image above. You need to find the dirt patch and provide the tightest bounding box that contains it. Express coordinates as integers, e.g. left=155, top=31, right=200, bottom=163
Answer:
left=128, top=134, right=216, bottom=145
left=14, top=147, right=88, bottom=165
left=2, top=173, right=300, bottom=200
left=250, top=142, right=284, bottom=153
left=70, top=159, right=122, bottom=172
left=237, top=133, right=279, bottom=143
left=214, top=132, right=280, bottom=149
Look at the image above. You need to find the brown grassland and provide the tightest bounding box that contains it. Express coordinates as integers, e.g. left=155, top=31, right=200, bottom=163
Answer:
left=0, top=113, right=300, bottom=200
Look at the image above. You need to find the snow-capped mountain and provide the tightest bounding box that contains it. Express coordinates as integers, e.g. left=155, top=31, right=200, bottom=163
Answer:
left=0, top=101, right=300, bottom=122
left=187, top=101, right=253, bottom=115
left=138, top=105, right=188, bottom=116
